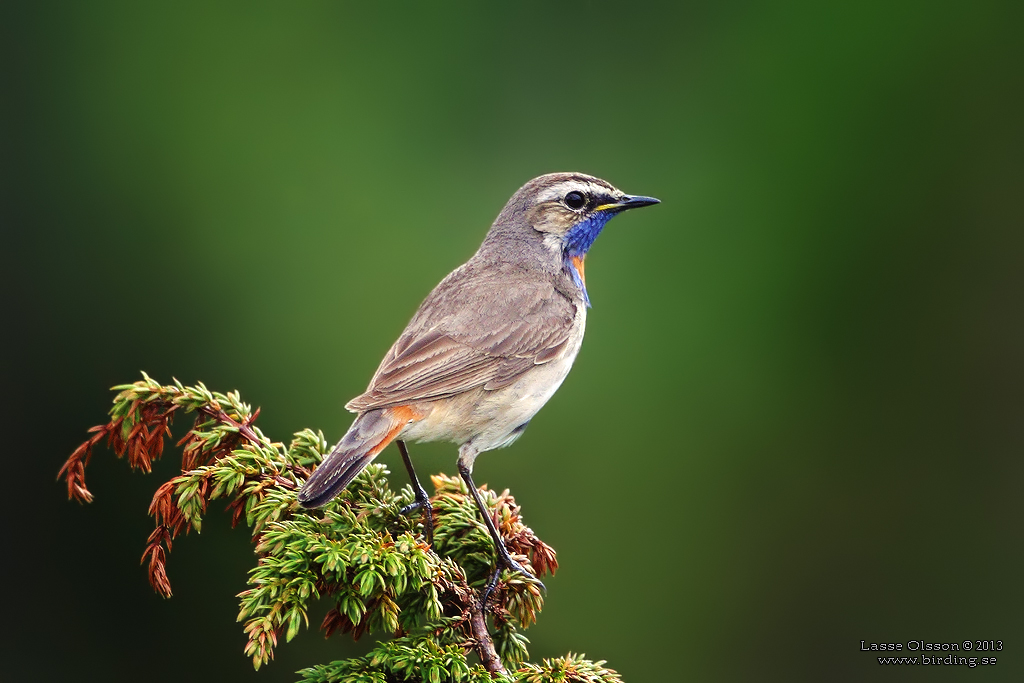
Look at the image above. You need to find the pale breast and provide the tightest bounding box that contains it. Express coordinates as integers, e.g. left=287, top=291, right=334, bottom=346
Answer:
left=400, top=304, right=586, bottom=452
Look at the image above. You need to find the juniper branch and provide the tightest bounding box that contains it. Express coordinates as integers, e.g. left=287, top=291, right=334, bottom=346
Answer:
left=58, top=374, right=624, bottom=682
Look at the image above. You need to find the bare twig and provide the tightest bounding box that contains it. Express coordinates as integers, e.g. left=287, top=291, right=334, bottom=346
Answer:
left=469, top=602, right=505, bottom=674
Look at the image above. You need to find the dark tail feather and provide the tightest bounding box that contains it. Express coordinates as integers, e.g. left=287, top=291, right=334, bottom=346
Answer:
left=297, top=408, right=402, bottom=508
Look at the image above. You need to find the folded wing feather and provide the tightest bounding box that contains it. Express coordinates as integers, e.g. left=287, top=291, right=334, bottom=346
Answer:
left=345, top=263, right=577, bottom=412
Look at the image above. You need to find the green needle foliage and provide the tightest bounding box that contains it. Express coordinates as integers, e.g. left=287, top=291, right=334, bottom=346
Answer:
left=59, top=374, right=622, bottom=682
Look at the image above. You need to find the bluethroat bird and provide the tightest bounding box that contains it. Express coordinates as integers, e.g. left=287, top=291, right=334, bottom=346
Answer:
left=298, top=172, right=659, bottom=600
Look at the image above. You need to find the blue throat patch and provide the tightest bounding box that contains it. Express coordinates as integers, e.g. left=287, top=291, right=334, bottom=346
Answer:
left=563, top=212, right=615, bottom=308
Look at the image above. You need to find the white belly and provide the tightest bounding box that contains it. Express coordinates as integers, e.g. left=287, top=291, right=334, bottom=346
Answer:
left=400, top=307, right=586, bottom=453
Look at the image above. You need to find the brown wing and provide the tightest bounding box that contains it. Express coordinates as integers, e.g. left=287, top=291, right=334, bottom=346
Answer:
left=345, top=262, right=578, bottom=412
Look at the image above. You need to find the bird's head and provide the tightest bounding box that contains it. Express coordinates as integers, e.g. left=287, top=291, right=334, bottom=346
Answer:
left=487, top=172, right=659, bottom=305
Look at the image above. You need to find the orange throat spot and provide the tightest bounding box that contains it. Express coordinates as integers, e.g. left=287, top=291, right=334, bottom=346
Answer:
left=571, top=255, right=586, bottom=288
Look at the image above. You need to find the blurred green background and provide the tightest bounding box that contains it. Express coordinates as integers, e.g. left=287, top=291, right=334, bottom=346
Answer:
left=3, top=1, right=1022, bottom=681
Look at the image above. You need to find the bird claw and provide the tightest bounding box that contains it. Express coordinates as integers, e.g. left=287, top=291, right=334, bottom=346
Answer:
left=480, top=552, right=546, bottom=608
left=398, top=498, right=428, bottom=515
left=398, top=494, right=434, bottom=546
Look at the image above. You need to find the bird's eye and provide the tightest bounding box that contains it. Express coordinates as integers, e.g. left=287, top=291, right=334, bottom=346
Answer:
left=564, top=191, right=587, bottom=210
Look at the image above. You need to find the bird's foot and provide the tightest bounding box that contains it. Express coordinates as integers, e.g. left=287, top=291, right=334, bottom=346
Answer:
left=398, top=491, right=434, bottom=546
left=481, top=551, right=546, bottom=609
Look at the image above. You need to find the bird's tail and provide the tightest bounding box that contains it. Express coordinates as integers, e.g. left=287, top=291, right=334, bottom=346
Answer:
left=297, top=406, right=418, bottom=508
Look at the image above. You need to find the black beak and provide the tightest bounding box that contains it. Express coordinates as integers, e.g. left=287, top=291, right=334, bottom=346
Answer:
left=597, top=194, right=661, bottom=213
left=619, top=194, right=661, bottom=209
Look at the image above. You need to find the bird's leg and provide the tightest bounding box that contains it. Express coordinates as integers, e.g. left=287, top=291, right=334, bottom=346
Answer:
left=457, top=460, right=545, bottom=608
left=396, top=439, right=433, bottom=545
